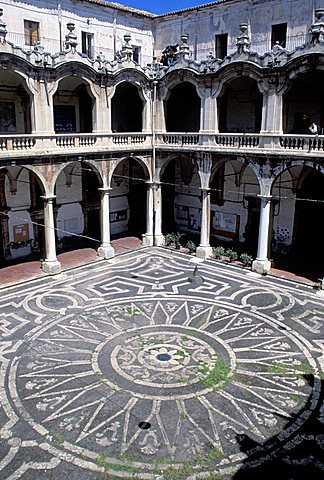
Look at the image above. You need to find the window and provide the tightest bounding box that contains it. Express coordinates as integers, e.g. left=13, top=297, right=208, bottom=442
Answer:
left=271, top=23, right=287, bottom=48
left=24, top=20, right=39, bottom=46
left=133, top=46, right=141, bottom=63
left=81, top=32, right=94, bottom=58
left=215, top=34, right=228, bottom=59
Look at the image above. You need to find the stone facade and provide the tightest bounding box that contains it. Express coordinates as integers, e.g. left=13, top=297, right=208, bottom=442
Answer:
left=0, top=0, right=323, bottom=283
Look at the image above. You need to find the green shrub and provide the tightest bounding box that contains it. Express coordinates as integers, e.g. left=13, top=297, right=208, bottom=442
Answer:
left=212, top=246, right=226, bottom=259
left=240, top=252, right=253, bottom=266
left=225, top=248, right=238, bottom=261
left=186, top=240, right=196, bottom=253
left=164, top=233, right=175, bottom=245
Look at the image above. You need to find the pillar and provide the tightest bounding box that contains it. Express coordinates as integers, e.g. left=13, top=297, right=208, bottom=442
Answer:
left=97, top=187, right=115, bottom=258
left=252, top=195, right=272, bottom=274
left=94, top=87, right=111, bottom=133
left=196, top=188, right=213, bottom=259
left=41, top=195, right=61, bottom=275
left=153, top=183, right=164, bottom=246
left=31, top=80, right=55, bottom=134
left=260, top=91, right=283, bottom=134
left=200, top=94, right=218, bottom=133
left=142, top=182, right=154, bottom=246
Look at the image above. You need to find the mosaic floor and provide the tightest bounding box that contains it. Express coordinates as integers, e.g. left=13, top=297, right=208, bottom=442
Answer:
left=0, top=248, right=324, bottom=479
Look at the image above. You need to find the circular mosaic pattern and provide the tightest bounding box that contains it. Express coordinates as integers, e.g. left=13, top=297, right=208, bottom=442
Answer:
left=6, top=294, right=320, bottom=479
left=93, top=325, right=236, bottom=398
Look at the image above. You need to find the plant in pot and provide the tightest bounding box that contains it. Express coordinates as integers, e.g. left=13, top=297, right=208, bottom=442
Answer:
left=186, top=240, right=196, bottom=254
left=173, top=232, right=185, bottom=249
left=164, top=233, right=175, bottom=246
left=212, top=246, right=226, bottom=259
left=225, top=248, right=238, bottom=262
left=239, top=252, right=253, bottom=267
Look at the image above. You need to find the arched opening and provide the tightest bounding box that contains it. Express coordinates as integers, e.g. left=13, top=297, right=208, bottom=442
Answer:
left=161, top=156, right=200, bottom=244
left=283, top=71, right=324, bottom=134
left=210, top=159, right=260, bottom=255
left=0, top=167, right=45, bottom=265
left=53, top=78, right=94, bottom=133
left=111, top=158, right=147, bottom=238
left=271, top=165, right=324, bottom=280
left=165, top=82, right=201, bottom=132
left=111, top=82, right=143, bottom=132
left=218, top=76, right=262, bottom=133
left=0, top=71, right=32, bottom=133
left=55, top=161, right=101, bottom=253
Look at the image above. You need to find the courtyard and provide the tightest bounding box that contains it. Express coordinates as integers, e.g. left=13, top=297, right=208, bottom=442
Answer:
left=0, top=247, right=324, bottom=479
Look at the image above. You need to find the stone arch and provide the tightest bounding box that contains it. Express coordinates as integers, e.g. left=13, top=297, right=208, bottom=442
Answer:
left=270, top=161, right=324, bottom=279
left=52, top=75, right=96, bottom=133
left=216, top=68, right=263, bottom=133
left=210, top=157, right=260, bottom=252
left=109, top=155, right=150, bottom=239
left=282, top=68, right=324, bottom=134
left=111, top=81, right=144, bottom=132
left=165, top=81, right=201, bottom=132
left=0, top=165, right=47, bottom=263
left=0, top=69, right=33, bottom=134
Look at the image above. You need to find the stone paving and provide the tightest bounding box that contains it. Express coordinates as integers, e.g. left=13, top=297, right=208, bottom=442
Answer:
left=0, top=247, right=324, bottom=479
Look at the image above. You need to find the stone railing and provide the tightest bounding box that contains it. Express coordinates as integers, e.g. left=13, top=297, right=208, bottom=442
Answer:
left=0, top=133, right=152, bottom=156
left=156, top=132, right=324, bottom=154
left=1, top=132, right=324, bottom=158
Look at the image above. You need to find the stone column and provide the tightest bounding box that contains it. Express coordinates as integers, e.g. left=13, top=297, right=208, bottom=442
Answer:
left=260, top=90, right=283, bottom=134
left=142, top=182, right=154, bottom=246
left=93, top=87, right=111, bottom=133
left=97, top=187, right=115, bottom=258
left=153, top=183, right=164, bottom=246
left=41, top=195, right=61, bottom=275
left=196, top=188, right=213, bottom=259
left=252, top=195, right=272, bottom=274
left=31, top=80, right=55, bottom=134
left=201, top=93, right=218, bottom=133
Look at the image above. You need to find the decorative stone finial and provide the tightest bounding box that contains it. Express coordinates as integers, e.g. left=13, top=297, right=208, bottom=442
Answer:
left=65, top=22, right=78, bottom=52
left=119, top=33, right=133, bottom=61
left=310, top=8, right=324, bottom=44
left=0, top=8, right=8, bottom=44
left=179, top=33, right=190, bottom=60
left=236, top=22, right=251, bottom=53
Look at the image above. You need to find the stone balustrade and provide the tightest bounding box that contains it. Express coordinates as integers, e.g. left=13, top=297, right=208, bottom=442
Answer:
left=0, top=132, right=324, bottom=159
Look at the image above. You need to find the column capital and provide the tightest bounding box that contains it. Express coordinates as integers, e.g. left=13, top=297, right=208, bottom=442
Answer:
left=40, top=195, right=56, bottom=202
left=98, top=187, right=112, bottom=194
left=257, top=194, right=272, bottom=200
left=146, top=181, right=160, bottom=190
left=200, top=187, right=211, bottom=192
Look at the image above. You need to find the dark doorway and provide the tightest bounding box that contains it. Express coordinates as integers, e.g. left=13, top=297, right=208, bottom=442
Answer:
left=166, top=82, right=201, bottom=132
left=218, top=76, right=262, bottom=133
left=127, top=159, right=146, bottom=236
left=86, top=209, right=100, bottom=246
left=244, top=197, right=261, bottom=255
left=161, top=161, right=176, bottom=233
left=292, top=169, right=324, bottom=274
left=111, top=82, right=143, bottom=132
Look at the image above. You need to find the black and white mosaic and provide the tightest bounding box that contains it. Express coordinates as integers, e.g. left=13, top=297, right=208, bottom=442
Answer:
left=0, top=248, right=324, bottom=479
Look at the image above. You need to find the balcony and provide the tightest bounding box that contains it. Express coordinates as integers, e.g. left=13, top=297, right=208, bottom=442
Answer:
left=0, top=132, right=323, bottom=161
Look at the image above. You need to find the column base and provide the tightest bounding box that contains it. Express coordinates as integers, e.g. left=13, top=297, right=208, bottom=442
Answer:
left=196, top=245, right=213, bottom=260
left=252, top=258, right=271, bottom=275
left=154, top=234, right=165, bottom=247
left=142, top=234, right=154, bottom=246
left=97, top=244, right=115, bottom=259
left=41, top=259, right=62, bottom=275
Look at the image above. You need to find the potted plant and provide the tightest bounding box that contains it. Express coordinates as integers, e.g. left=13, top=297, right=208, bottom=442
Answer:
left=173, top=232, right=184, bottom=249
left=164, top=233, right=175, bottom=246
left=239, top=252, right=253, bottom=267
left=225, top=248, right=238, bottom=262
left=186, top=240, right=196, bottom=254
left=212, top=246, right=226, bottom=259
